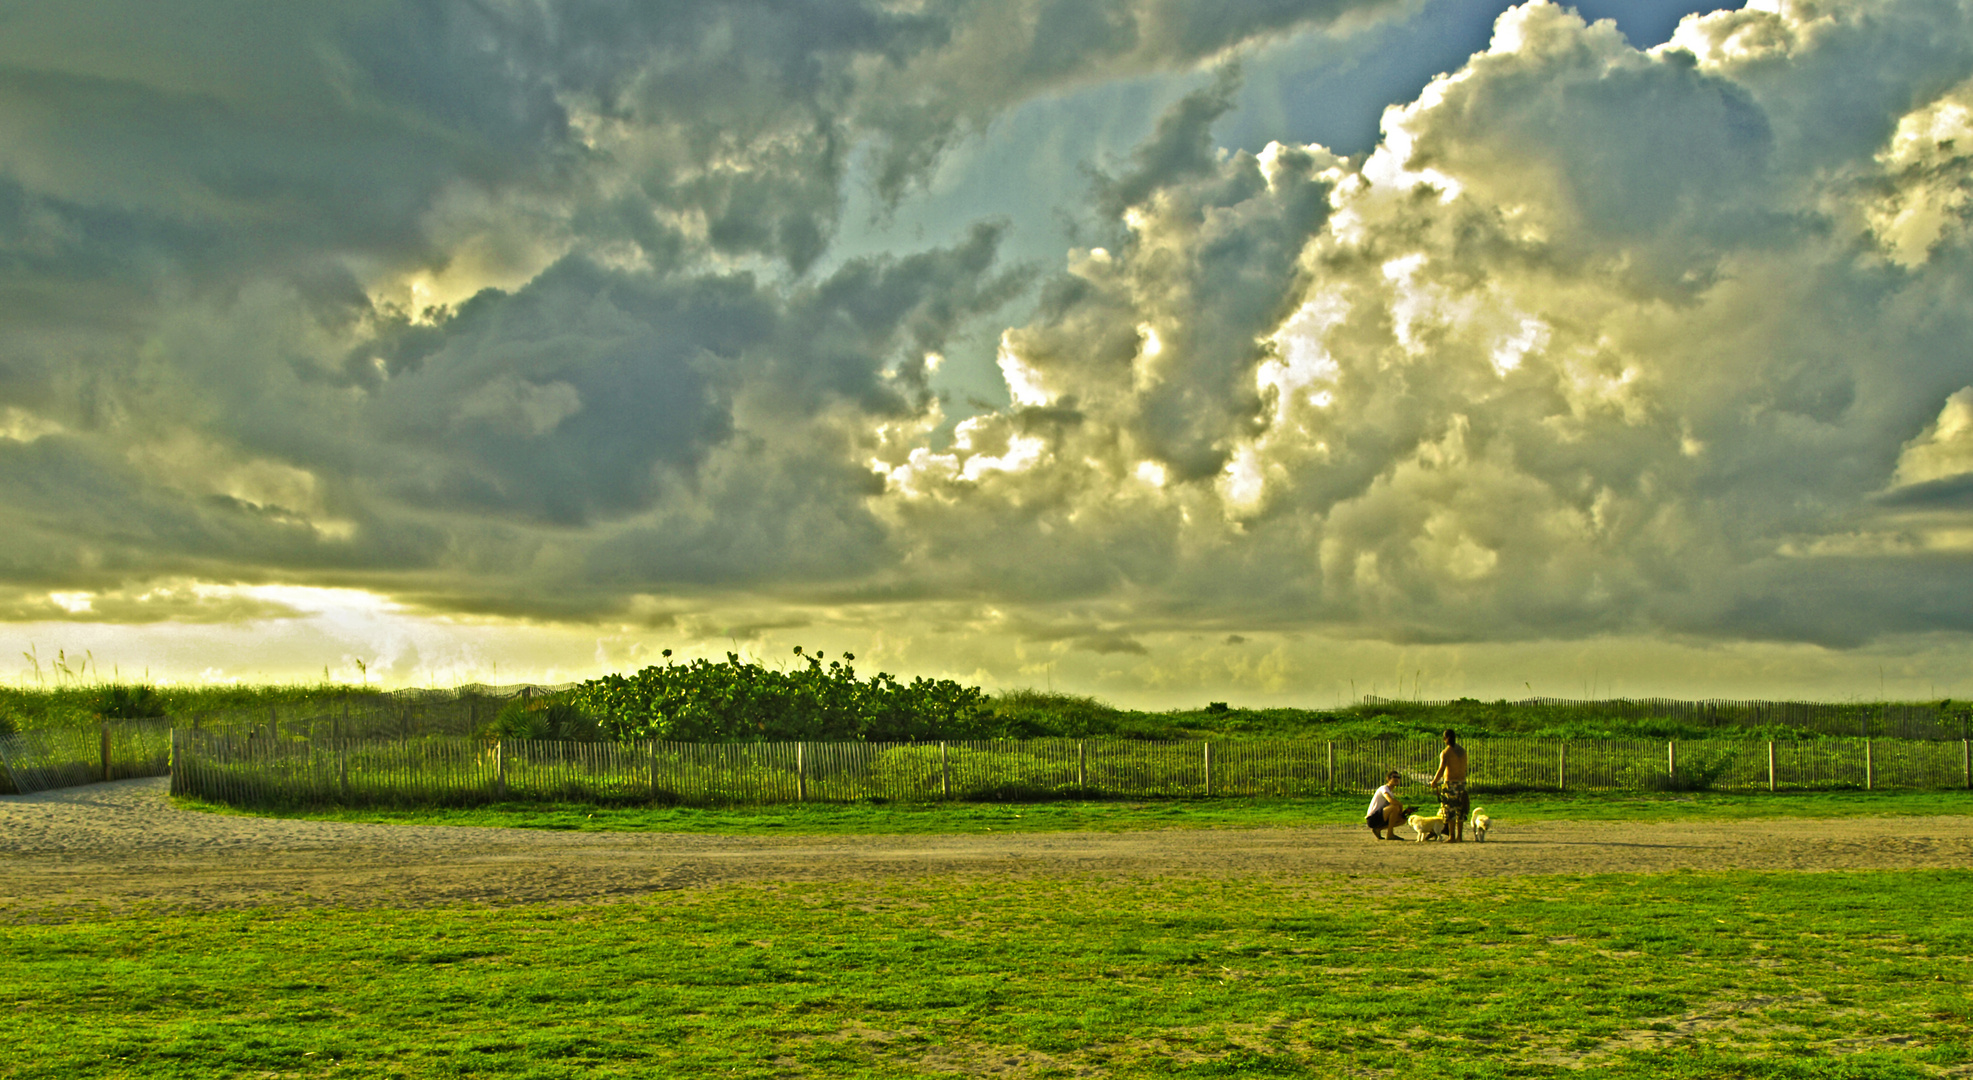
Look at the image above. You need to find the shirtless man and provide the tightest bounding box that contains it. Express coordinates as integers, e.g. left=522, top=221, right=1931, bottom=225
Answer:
left=1431, top=728, right=1470, bottom=843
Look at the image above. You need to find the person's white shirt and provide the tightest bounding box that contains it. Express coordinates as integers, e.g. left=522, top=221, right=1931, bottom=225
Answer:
left=1366, top=783, right=1398, bottom=818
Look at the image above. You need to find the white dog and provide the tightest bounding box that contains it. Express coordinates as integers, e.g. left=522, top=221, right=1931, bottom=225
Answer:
left=1471, top=807, right=1492, bottom=842
left=1407, top=809, right=1448, bottom=841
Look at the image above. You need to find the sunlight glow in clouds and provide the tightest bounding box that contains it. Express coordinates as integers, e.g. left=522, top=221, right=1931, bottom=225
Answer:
left=1894, top=389, right=1973, bottom=488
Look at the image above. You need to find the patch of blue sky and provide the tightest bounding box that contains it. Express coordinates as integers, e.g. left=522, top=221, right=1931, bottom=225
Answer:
left=832, top=72, right=1202, bottom=420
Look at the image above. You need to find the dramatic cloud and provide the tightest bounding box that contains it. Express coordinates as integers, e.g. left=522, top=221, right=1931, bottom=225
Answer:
left=877, top=0, right=1973, bottom=650
left=6, top=0, right=1973, bottom=696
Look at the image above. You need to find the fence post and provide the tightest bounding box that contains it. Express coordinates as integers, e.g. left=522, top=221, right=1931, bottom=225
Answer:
left=101, top=725, right=111, bottom=783
left=338, top=737, right=349, bottom=800
left=1865, top=739, right=1874, bottom=791
left=1326, top=741, right=1335, bottom=793
left=1964, top=738, right=1970, bottom=791
left=494, top=738, right=506, bottom=800
left=941, top=741, right=952, bottom=800
left=797, top=742, right=807, bottom=802
left=1558, top=742, right=1566, bottom=793
left=1203, top=741, right=1213, bottom=798
left=1076, top=740, right=1086, bottom=792
left=1768, top=740, right=1776, bottom=793
left=1667, top=740, right=1676, bottom=787
left=649, top=740, right=660, bottom=801
left=169, top=728, right=179, bottom=794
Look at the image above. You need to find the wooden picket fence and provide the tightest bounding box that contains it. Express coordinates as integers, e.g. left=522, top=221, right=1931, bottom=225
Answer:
left=170, top=732, right=1973, bottom=809
left=0, top=724, right=174, bottom=795
left=0, top=685, right=568, bottom=795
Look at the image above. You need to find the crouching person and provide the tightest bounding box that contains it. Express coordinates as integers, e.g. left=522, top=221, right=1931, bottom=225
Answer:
left=1364, top=771, right=1408, bottom=840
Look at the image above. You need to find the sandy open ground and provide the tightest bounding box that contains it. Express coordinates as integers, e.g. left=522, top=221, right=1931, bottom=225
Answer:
left=5, top=777, right=1972, bottom=919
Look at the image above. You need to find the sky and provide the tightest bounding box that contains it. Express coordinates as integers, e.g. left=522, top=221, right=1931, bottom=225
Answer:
left=5, top=0, right=1973, bottom=705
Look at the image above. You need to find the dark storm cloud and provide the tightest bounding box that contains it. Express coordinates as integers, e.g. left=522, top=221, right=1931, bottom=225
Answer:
left=8, top=0, right=1973, bottom=671
left=1874, top=474, right=1973, bottom=509
left=0, top=0, right=1407, bottom=618
left=52, top=220, right=1023, bottom=615
left=1, top=0, right=1410, bottom=306
left=354, top=222, right=1024, bottom=535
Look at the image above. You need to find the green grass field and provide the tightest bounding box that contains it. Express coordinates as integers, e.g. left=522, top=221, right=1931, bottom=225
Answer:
left=3, top=870, right=1968, bottom=1078
left=175, top=789, right=1973, bottom=835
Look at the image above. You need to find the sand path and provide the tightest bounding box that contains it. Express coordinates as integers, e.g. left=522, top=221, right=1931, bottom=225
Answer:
left=5, top=778, right=1970, bottom=918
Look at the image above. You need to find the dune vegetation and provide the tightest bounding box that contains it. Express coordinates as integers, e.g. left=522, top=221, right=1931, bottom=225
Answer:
left=5, top=647, right=1969, bottom=745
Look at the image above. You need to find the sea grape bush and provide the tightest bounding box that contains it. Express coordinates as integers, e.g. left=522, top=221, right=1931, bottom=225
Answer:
left=567, top=647, right=990, bottom=743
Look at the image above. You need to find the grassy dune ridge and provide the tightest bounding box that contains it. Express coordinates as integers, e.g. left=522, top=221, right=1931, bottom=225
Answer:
left=0, top=682, right=382, bottom=734
left=5, top=677, right=1969, bottom=743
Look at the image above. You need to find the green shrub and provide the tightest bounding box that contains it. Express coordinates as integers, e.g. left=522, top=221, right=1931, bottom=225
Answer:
left=92, top=684, right=168, bottom=721
left=485, top=698, right=602, bottom=741
left=570, top=648, right=988, bottom=743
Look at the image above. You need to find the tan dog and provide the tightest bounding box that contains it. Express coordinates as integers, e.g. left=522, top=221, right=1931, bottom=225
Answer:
left=1471, top=807, right=1492, bottom=842
left=1408, top=808, right=1448, bottom=841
